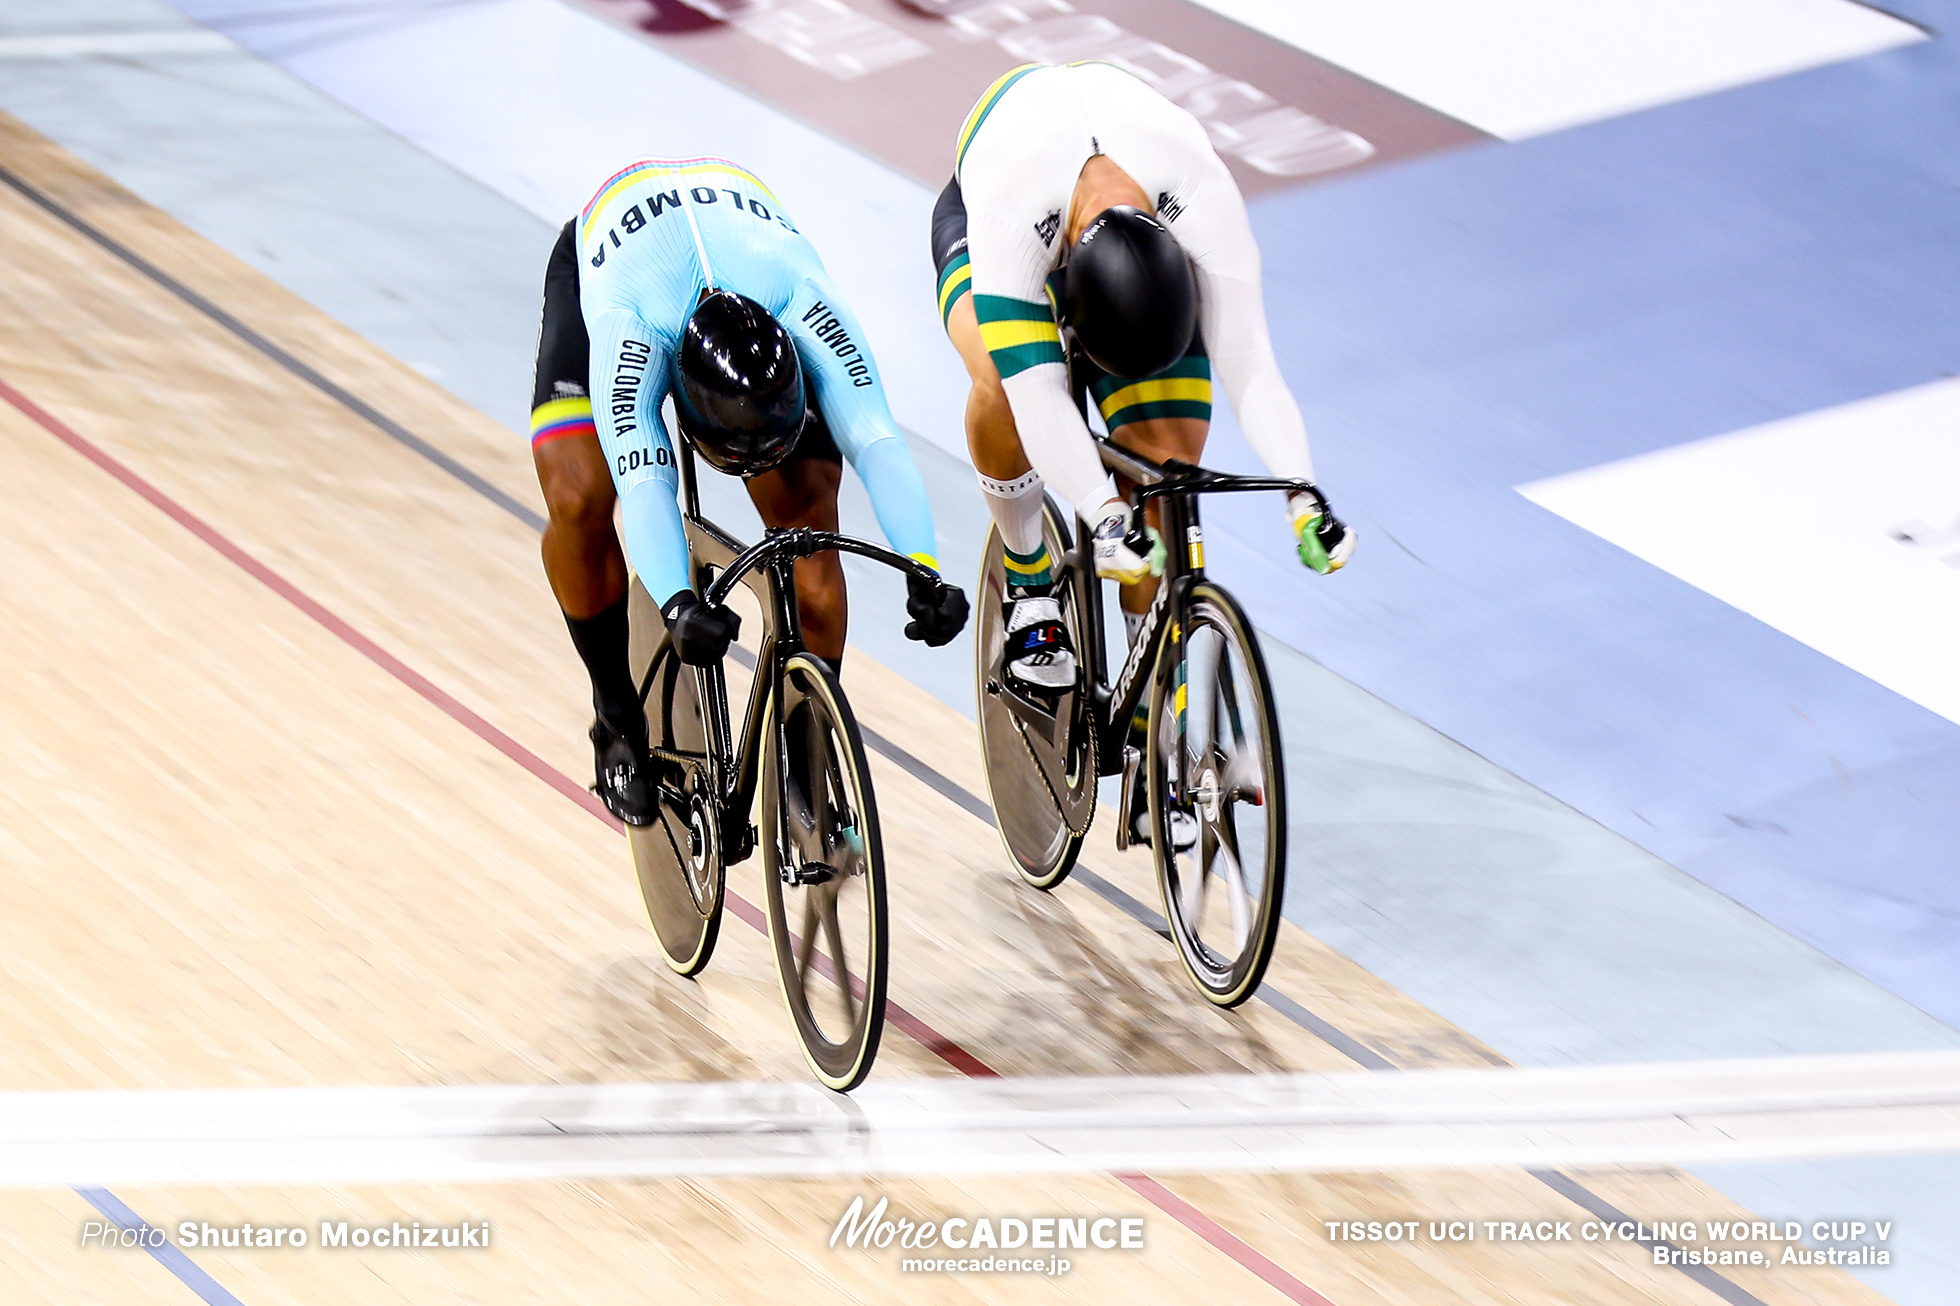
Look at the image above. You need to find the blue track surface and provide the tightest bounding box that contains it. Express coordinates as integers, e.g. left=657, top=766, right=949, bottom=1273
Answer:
left=1207, top=5, right=1960, bottom=1029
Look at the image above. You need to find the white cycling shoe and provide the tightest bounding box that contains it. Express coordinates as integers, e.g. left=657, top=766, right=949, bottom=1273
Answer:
left=1003, top=594, right=1077, bottom=692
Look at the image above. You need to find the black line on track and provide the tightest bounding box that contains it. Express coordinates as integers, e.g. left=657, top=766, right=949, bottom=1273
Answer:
left=2, top=161, right=1768, bottom=1306
left=1530, top=1170, right=1769, bottom=1306
left=0, top=163, right=548, bottom=533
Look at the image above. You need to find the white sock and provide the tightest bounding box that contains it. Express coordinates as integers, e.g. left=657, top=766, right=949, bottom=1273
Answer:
left=1124, top=609, right=1146, bottom=644
left=977, top=469, right=1046, bottom=558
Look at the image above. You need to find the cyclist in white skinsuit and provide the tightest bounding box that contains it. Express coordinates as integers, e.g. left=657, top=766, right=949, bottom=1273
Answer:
left=935, top=62, right=1353, bottom=694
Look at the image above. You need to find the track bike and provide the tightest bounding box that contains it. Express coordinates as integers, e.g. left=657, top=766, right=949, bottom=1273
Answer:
left=624, top=443, right=955, bottom=1091
left=975, top=438, right=1321, bottom=1007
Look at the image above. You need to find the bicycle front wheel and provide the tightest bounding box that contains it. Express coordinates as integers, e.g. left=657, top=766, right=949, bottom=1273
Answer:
left=1144, top=582, right=1287, bottom=1007
left=762, top=652, right=888, bottom=1091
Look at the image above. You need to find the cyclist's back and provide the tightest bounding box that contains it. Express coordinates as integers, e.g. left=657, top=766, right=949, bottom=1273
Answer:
left=957, top=62, right=1223, bottom=271
left=581, top=157, right=815, bottom=348
left=576, top=156, right=935, bottom=608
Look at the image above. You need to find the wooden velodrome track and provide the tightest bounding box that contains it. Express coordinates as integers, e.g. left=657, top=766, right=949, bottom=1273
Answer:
left=0, top=112, right=1887, bottom=1305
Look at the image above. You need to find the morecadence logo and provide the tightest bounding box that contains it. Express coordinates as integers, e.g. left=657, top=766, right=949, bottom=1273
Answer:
left=829, top=1194, right=1144, bottom=1275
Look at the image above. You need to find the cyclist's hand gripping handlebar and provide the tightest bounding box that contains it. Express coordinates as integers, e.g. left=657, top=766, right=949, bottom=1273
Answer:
left=662, top=590, right=742, bottom=666
left=904, top=571, right=969, bottom=647
left=700, top=527, right=970, bottom=649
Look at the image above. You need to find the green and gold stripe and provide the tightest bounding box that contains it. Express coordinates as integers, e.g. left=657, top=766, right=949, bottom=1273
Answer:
left=975, top=293, right=1063, bottom=378
left=1003, top=542, right=1054, bottom=590
left=936, top=250, right=972, bottom=330
left=1093, top=356, right=1212, bottom=431
left=956, top=63, right=1041, bottom=173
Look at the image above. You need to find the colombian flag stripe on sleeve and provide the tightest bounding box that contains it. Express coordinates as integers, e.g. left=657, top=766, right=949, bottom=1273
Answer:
left=530, top=396, right=596, bottom=446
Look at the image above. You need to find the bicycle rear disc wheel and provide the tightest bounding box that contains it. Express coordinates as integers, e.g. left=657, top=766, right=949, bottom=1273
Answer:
left=763, top=652, right=888, bottom=1092
left=1145, top=582, right=1286, bottom=1007
left=626, top=577, right=723, bottom=977
left=974, top=502, right=1095, bottom=889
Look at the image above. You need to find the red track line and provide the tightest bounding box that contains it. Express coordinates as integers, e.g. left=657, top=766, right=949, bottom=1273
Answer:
left=0, top=374, right=1334, bottom=1306
left=1116, top=1175, right=1335, bottom=1306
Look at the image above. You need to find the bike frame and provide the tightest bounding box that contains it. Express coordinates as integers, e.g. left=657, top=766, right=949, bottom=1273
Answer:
left=1062, top=438, right=1321, bottom=780
left=642, top=444, right=940, bottom=860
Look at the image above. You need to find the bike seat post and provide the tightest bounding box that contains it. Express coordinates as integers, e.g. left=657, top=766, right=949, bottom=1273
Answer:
left=767, top=544, right=805, bottom=660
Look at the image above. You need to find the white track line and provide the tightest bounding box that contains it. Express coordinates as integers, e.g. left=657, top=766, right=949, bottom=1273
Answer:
left=6, top=1051, right=1959, bottom=1186
left=0, top=32, right=234, bottom=59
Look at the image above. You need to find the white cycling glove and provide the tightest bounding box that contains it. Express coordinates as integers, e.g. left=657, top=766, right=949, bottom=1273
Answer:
left=1288, top=491, right=1355, bottom=575
left=1090, top=502, right=1166, bottom=585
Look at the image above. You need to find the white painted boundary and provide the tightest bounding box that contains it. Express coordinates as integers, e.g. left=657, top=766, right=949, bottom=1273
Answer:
left=1521, top=378, right=1960, bottom=728
left=9, top=1052, right=1959, bottom=1186
left=0, top=31, right=233, bottom=58
left=1184, top=0, right=1923, bottom=139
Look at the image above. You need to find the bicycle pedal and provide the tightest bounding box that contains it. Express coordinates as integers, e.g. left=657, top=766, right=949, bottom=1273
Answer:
left=781, top=860, right=839, bottom=887
left=994, top=677, right=1068, bottom=736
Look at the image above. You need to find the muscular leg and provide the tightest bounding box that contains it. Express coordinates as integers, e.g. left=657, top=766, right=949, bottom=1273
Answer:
left=947, top=295, right=1029, bottom=483
left=949, top=296, right=1061, bottom=597
left=745, top=458, right=847, bottom=665
left=534, top=431, right=645, bottom=761
left=535, top=433, right=627, bottom=617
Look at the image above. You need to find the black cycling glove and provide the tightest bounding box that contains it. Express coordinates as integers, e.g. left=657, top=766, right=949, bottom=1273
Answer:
left=662, top=590, right=742, bottom=665
left=904, top=572, right=970, bottom=647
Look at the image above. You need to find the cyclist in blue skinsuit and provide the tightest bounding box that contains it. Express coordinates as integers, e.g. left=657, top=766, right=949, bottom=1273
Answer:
left=529, top=156, right=967, bottom=825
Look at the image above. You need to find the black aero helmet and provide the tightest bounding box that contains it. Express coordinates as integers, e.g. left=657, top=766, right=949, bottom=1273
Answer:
left=672, top=290, right=806, bottom=476
left=1062, top=205, right=1198, bottom=380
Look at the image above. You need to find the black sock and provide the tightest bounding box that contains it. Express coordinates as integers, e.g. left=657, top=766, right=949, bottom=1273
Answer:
left=565, top=598, right=642, bottom=748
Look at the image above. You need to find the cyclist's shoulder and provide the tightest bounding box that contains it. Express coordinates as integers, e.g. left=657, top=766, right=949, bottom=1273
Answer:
left=580, top=155, right=785, bottom=217
left=957, top=59, right=1165, bottom=140
left=954, top=63, right=1060, bottom=170
left=785, top=274, right=888, bottom=401
left=579, top=156, right=802, bottom=272
left=956, top=62, right=1188, bottom=195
